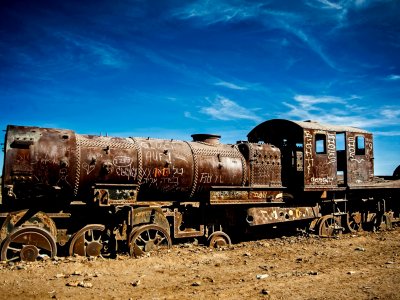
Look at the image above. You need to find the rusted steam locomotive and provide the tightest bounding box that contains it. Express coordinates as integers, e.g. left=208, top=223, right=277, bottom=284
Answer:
left=1, top=119, right=399, bottom=261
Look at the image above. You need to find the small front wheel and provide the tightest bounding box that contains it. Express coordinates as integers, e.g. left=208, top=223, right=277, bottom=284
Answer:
left=208, top=231, right=231, bottom=248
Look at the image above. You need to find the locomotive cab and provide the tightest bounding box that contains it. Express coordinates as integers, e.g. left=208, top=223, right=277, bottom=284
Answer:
left=247, top=119, right=374, bottom=192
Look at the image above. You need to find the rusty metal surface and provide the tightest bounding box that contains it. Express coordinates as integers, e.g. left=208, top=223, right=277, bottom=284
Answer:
left=2, top=126, right=249, bottom=204
left=130, top=207, right=170, bottom=235
left=210, top=188, right=283, bottom=204
left=0, top=210, right=57, bottom=243
left=238, top=142, right=281, bottom=187
left=2, top=125, right=77, bottom=204
left=346, top=132, right=374, bottom=186
left=187, top=138, right=246, bottom=199
left=247, top=118, right=376, bottom=190
left=1, top=226, right=57, bottom=261
left=94, top=183, right=138, bottom=206
left=246, top=206, right=320, bottom=226
left=173, top=210, right=204, bottom=238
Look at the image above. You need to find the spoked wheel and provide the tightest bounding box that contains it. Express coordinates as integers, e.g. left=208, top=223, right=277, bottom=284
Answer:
left=69, top=224, right=114, bottom=258
left=208, top=231, right=231, bottom=248
left=317, top=215, right=343, bottom=237
left=1, top=226, right=57, bottom=262
left=346, top=212, right=363, bottom=233
left=129, top=225, right=172, bottom=258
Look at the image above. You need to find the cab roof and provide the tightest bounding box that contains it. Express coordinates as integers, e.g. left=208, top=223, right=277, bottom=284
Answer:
left=248, top=119, right=370, bottom=141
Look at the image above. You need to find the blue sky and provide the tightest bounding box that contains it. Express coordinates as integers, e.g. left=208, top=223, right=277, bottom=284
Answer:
left=0, top=0, right=399, bottom=175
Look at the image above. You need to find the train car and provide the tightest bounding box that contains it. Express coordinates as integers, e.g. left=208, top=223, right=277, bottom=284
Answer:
left=0, top=119, right=399, bottom=262
left=248, top=119, right=400, bottom=234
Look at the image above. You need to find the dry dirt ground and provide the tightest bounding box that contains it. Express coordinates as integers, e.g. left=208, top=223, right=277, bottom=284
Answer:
left=0, top=228, right=399, bottom=300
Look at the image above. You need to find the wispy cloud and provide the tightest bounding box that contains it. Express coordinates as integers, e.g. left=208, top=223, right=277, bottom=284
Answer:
left=294, top=95, right=346, bottom=107
left=380, top=108, right=400, bottom=119
left=173, top=1, right=339, bottom=70
left=277, top=21, right=339, bottom=70
left=214, top=81, right=248, bottom=90
left=374, top=130, right=400, bottom=137
left=386, top=74, right=400, bottom=81
left=313, top=0, right=343, bottom=10
left=173, top=1, right=264, bottom=25
left=200, top=96, right=262, bottom=122
left=184, top=111, right=200, bottom=120
left=54, top=32, right=126, bottom=68
left=281, top=94, right=400, bottom=129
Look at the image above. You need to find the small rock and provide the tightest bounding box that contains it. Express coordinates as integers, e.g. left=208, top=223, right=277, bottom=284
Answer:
left=386, top=261, right=394, bottom=264
left=205, top=277, right=215, bottom=283
left=78, top=281, right=93, bottom=288
left=256, top=274, right=269, bottom=279
left=347, top=271, right=356, bottom=275
left=243, top=252, right=251, bottom=257
left=215, top=262, right=221, bottom=267
left=131, top=279, right=141, bottom=287
left=261, top=289, right=270, bottom=295
left=72, top=270, right=82, bottom=276
left=355, top=247, right=366, bottom=252
left=192, top=281, right=201, bottom=287
left=308, top=271, right=318, bottom=275
left=66, top=281, right=80, bottom=287
left=55, top=273, right=66, bottom=278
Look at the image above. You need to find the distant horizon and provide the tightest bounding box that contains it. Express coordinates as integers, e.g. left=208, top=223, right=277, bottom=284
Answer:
left=1, top=0, right=399, bottom=175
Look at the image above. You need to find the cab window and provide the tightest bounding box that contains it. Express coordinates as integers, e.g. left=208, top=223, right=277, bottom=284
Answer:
left=315, top=134, right=326, bottom=154
left=356, top=136, right=365, bottom=155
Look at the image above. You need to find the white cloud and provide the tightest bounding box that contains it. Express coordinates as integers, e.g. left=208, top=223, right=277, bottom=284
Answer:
left=173, top=1, right=263, bottom=25
left=374, top=131, right=400, bottom=137
left=184, top=111, right=200, bottom=120
left=54, top=32, right=125, bottom=68
left=294, top=95, right=346, bottom=107
left=380, top=108, right=400, bottom=119
left=214, top=81, right=248, bottom=90
left=386, top=74, right=400, bottom=81
left=281, top=94, right=400, bottom=129
left=306, top=0, right=344, bottom=11
left=173, top=1, right=338, bottom=70
left=200, top=96, right=262, bottom=122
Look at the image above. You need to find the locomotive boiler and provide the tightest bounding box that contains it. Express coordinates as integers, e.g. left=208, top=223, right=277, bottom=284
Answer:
left=1, top=119, right=399, bottom=262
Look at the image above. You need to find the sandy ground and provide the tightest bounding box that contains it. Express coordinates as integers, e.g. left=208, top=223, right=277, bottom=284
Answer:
left=0, top=227, right=399, bottom=300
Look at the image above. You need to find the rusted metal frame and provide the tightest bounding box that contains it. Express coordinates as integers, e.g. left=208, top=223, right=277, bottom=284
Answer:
left=73, top=134, right=82, bottom=197
left=130, top=207, right=170, bottom=236
left=246, top=205, right=320, bottom=226
left=184, top=141, right=198, bottom=199
left=211, top=200, right=286, bottom=205
left=235, top=144, right=248, bottom=186
left=209, top=185, right=285, bottom=205
left=303, top=186, right=346, bottom=192
left=173, top=209, right=205, bottom=238
left=248, top=143, right=255, bottom=186
left=93, top=183, right=139, bottom=206
left=210, top=185, right=285, bottom=190
left=128, top=137, right=143, bottom=192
